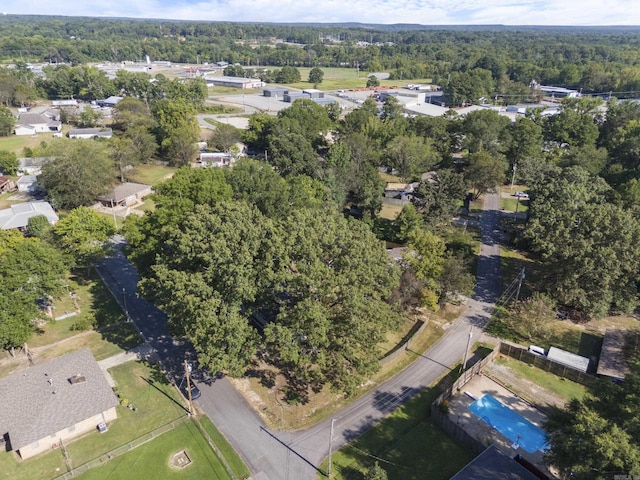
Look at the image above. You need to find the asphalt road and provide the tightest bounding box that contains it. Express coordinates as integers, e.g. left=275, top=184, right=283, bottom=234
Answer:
left=94, top=191, right=502, bottom=480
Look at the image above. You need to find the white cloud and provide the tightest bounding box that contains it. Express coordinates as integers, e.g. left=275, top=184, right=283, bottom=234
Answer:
left=3, top=0, right=640, bottom=25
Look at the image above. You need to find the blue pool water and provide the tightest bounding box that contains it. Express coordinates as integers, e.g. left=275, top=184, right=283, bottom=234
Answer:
left=468, top=394, right=548, bottom=453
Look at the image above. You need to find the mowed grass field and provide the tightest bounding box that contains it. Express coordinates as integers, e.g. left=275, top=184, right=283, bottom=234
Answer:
left=276, top=67, right=432, bottom=91
left=0, top=132, right=50, bottom=154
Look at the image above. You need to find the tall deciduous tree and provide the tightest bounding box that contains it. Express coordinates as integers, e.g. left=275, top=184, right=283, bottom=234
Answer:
left=54, top=207, right=115, bottom=268
left=0, top=105, right=15, bottom=136
left=525, top=166, right=640, bottom=317
left=464, top=151, right=506, bottom=200
left=0, top=231, right=68, bottom=352
left=39, top=139, right=116, bottom=209
left=308, top=67, right=324, bottom=86
left=264, top=209, right=400, bottom=396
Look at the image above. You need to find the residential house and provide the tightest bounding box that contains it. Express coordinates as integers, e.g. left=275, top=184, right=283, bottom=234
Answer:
left=0, top=201, right=58, bottom=230
left=450, top=445, right=543, bottom=480
left=68, top=128, right=113, bottom=139
left=194, top=152, right=237, bottom=168
left=383, top=182, right=417, bottom=206
left=16, top=175, right=38, bottom=193
left=96, top=96, right=123, bottom=107
left=0, top=349, right=118, bottom=459
left=0, top=175, right=16, bottom=193
left=14, top=113, right=62, bottom=136
left=17, top=157, right=55, bottom=176
left=96, top=182, right=152, bottom=208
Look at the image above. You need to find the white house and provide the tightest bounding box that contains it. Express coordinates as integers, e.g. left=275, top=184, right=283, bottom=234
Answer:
left=195, top=152, right=237, bottom=168
left=68, top=127, right=113, bottom=139
left=0, top=201, right=58, bottom=230
left=14, top=113, right=62, bottom=136
left=0, top=349, right=118, bottom=459
left=16, top=175, right=38, bottom=192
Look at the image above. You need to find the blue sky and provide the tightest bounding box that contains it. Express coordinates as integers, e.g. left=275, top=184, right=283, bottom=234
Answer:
left=3, top=0, right=639, bottom=25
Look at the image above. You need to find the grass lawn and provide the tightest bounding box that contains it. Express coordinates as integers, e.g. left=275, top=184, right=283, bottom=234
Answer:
left=500, top=196, right=529, bottom=213
left=137, top=197, right=156, bottom=212
left=0, top=360, right=187, bottom=480
left=197, top=416, right=251, bottom=479
left=284, top=67, right=432, bottom=91
left=126, top=164, right=177, bottom=186
left=67, top=360, right=188, bottom=467
left=378, top=172, right=402, bottom=183
left=319, top=372, right=473, bottom=480
left=29, top=269, right=132, bottom=347
left=0, top=132, right=49, bottom=154
left=378, top=204, right=403, bottom=221
left=76, top=420, right=233, bottom=480
left=494, top=356, right=588, bottom=402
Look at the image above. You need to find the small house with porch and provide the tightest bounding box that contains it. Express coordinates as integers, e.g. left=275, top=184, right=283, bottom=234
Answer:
left=96, top=182, right=152, bottom=208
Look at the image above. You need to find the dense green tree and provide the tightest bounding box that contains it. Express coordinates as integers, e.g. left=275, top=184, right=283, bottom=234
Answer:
left=525, top=166, right=640, bottom=316
left=0, top=150, right=18, bottom=175
left=54, top=207, right=115, bottom=268
left=308, top=67, right=324, bottom=86
left=544, top=103, right=600, bottom=148
left=465, top=151, right=506, bottom=200
left=503, top=116, right=543, bottom=183
left=208, top=123, right=242, bottom=153
left=385, top=135, right=438, bottom=182
left=278, top=98, right=333, bottom=147
left=403, top=229, right=447, bottom=310
left=275, top=66, right=301, bottom=83
left=27, top=215, right=54, bottom=241
left=0, top=105, right=15, bottom=136
left=411, top=169, right=468, bottom=225
left=558, top=144, right=608, bottom=175
left=0, top=231, right=68, bottom=352
left=77, top=105, right=103, bottom=128
left=152, top=100, right=200, bottom=164
left=264, top=209, right=400, bottom=395
left=393, top=203, right=423, bottom=243
left=364, top=462, right=388, bottom=480
left=461, top=109, right=511, bottom=156
left=265, top=118, right=318, bottom=177
left=366, top=75, right=380, bottom=88
left=545, top=364, right=640, bottom=479
left=138, top=202, right=272, bottom=376
left=39, top=139, right=116, bottom=209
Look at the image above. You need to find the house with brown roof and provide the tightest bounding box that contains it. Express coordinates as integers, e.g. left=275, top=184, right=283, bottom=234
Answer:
left=0, top=349, right=118, bottom=459
left=96, top=182, right=152, bottom=208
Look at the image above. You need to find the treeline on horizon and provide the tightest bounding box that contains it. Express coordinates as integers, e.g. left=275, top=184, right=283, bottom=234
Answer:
left=1, top=15, right=640, bottom=96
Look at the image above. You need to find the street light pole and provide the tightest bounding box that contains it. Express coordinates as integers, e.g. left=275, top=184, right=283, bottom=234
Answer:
left=327, top=418, right=336, bottom=478
left=462, top=327, right=473, bottom=372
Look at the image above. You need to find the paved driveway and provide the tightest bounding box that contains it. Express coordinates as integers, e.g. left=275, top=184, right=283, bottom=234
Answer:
left=94, top=191, right=502, bottom=479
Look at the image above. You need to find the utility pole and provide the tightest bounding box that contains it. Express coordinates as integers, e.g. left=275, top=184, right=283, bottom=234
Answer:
left=462, top=327, right=473, bottom=372
left=327, top=418, right=336, bottom=478
left=184, top=360, right=194, bottom=416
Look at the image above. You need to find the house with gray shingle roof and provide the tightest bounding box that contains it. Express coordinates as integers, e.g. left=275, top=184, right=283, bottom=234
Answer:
left=0, top=201, right=58, bottom=230
left=0, top=349, right=118, bottom=459
left=14, top=113, right=62, bottom=136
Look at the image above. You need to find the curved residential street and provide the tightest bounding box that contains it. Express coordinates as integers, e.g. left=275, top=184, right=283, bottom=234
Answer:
left=95, top=191, right=502, bottom=480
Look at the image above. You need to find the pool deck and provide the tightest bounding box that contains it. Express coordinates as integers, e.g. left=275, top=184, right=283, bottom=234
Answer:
left=446, top=374, right=552, bottom=473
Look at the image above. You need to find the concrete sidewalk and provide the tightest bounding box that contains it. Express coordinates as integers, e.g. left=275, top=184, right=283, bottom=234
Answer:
left=98, top=343, right=156, bottom=387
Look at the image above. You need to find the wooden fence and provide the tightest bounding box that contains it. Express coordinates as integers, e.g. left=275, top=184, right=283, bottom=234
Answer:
left=498, top=342, right=599, bottom=388
left=430, top=347, right=500, bottom=454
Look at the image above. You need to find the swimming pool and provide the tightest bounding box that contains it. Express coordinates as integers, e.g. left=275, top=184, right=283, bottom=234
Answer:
left=468, top=394, right=548, bottom=453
